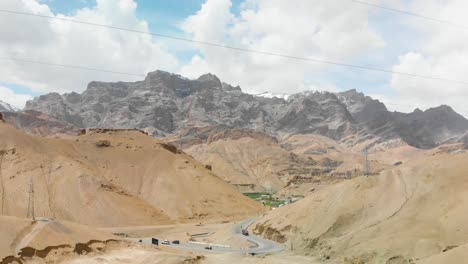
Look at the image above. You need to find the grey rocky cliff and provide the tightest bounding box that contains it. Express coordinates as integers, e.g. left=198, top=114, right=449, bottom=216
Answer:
left=337, top=89, right=468, bottom=148
left=25, top=70, right=468, bottom=149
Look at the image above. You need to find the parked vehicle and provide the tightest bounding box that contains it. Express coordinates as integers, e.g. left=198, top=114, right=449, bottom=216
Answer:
left=242, top=229, right=249, bottom=236
left=172, top=240, right=180, bottom=244
left=205, top=246, right=213, bottom=250
left=161, top=240, right=170, bottom=245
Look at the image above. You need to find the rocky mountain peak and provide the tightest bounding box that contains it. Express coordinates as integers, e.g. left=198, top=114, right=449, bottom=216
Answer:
left=197, top=73, right=222, bottom=90
left=21, top=69, right=468, bottom=149
left=425, top=104, right=456, bottom=114
left=144, top=69, right=175, bottom=81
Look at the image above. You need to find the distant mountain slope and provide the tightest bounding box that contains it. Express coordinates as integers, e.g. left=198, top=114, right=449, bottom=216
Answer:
left=337, top=90, right=468, bottom=149
left=24, top=70, right=468, bottom=149
left=2, top=110, right=80, bottom=137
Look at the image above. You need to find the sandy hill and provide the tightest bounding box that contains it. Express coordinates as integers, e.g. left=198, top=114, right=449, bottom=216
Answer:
left=0, top=121, right=262, bottom=227
left=253, top=151, right=468, bottom=264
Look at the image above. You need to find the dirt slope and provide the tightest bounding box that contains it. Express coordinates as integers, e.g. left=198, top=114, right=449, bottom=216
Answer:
left=0, top=122, right=262, bottom=227
left=187, top=137, right=297, bottom=192
left=0, top=216, right=117, bottom=261
left=185, top=131, right=398, bottom=194
left=253, top=151, right=468, bottom=263
left=418, top=243, right=468, bottom=264
left=0, top=216, right=31, bottom=259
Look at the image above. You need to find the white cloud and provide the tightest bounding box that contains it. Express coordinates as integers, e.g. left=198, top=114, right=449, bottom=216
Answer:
left=0, top=86, right=33, bottom=109
left=390, top=0, right=468, bottom=117
left=180, top=0, right=385, bottom=95
left=0, top=0, right=179, bottom=94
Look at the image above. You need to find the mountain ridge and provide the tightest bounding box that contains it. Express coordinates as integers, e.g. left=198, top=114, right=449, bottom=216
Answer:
left=23, top=70, right=468, bottom=149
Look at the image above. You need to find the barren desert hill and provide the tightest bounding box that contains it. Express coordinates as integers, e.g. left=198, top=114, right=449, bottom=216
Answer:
left=252, top=151, right=468, bottom=263
left=182, top=127, right=408, bottom=194
left=0, top=121, right=263, bottom=227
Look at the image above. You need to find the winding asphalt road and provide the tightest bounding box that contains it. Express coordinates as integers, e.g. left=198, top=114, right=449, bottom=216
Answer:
left=131, top=218, right=284, bottom=255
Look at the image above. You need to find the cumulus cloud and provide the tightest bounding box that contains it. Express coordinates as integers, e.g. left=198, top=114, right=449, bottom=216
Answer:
left=180, top=0, right=385, bottom=95
left=390, top=0, right=468, bottom=117
left=0, top=0, right=179, bottom=94
left=0, top=86, right=33, bottom=109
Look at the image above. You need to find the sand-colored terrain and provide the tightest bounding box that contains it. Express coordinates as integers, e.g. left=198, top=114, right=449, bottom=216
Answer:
left=418, top=243, right=468, bottom=264
left=253, top=151, right=468, bottom=263
left=0, top=216, right=120, bottom=263
left=187, top=137, right=301, bottom=192
left=185, top=133, right=355, bottom=193
left=185, top=131, right=406, bottom=196
left=61, top=249, right=322, bottom=264
left=0, top=121, right=263, bottom=227
left=1, top=114, right=465, bottom=264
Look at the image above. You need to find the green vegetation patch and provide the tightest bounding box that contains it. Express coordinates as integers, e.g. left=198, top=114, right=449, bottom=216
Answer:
left=243, top=192, right=287, bottom=208
left=243, top=192, right=270, bottom=200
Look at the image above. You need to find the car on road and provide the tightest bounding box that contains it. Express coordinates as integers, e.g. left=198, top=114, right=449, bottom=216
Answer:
left=161, top=240, right=170, bottom=245
left=204, top=246, right=213, bottom=250
left=172, top=240, right=180, bottom=244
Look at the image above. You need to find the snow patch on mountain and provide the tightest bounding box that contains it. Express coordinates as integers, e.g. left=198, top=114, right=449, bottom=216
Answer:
left=252, top=91, right=290, bottom=100
left=0, top=100, right=17, bottom=112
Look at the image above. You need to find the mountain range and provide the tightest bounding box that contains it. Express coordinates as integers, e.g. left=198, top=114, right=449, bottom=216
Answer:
left=4, top=70, right=468, bottom=149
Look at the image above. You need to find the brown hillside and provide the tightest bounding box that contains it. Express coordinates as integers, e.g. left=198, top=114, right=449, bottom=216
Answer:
left=0, top=122, right=262, bottom=227
left=253, top=151, right=468, bottom=263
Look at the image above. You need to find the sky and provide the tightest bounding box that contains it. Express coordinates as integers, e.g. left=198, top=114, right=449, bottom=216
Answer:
left=0, top=0, right=468, bottom=118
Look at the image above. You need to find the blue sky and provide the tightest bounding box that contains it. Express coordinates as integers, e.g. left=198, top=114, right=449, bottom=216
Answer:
left=39, top=0, right=412, bottom=98
left=43, top=0, right=244, bottom=65
left=7, top=1, right=406, bottom=96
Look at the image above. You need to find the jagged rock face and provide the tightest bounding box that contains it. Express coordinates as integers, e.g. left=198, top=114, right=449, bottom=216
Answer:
left=25, top=71, right=468, bottom=149
left=337, top=90, right=468, bottom=149
left=25, top=70, right=356, bottom=140
left=279, top=92, right=354, bottom=139
left=392, top=106, right=468, bottom=149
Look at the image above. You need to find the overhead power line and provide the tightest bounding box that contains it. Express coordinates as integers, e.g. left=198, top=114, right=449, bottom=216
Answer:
left=1, top=9, right=468, bottom=85
left=0, top=57, right=146, bottom=77
left=350, top=0, right=468, bottom=30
